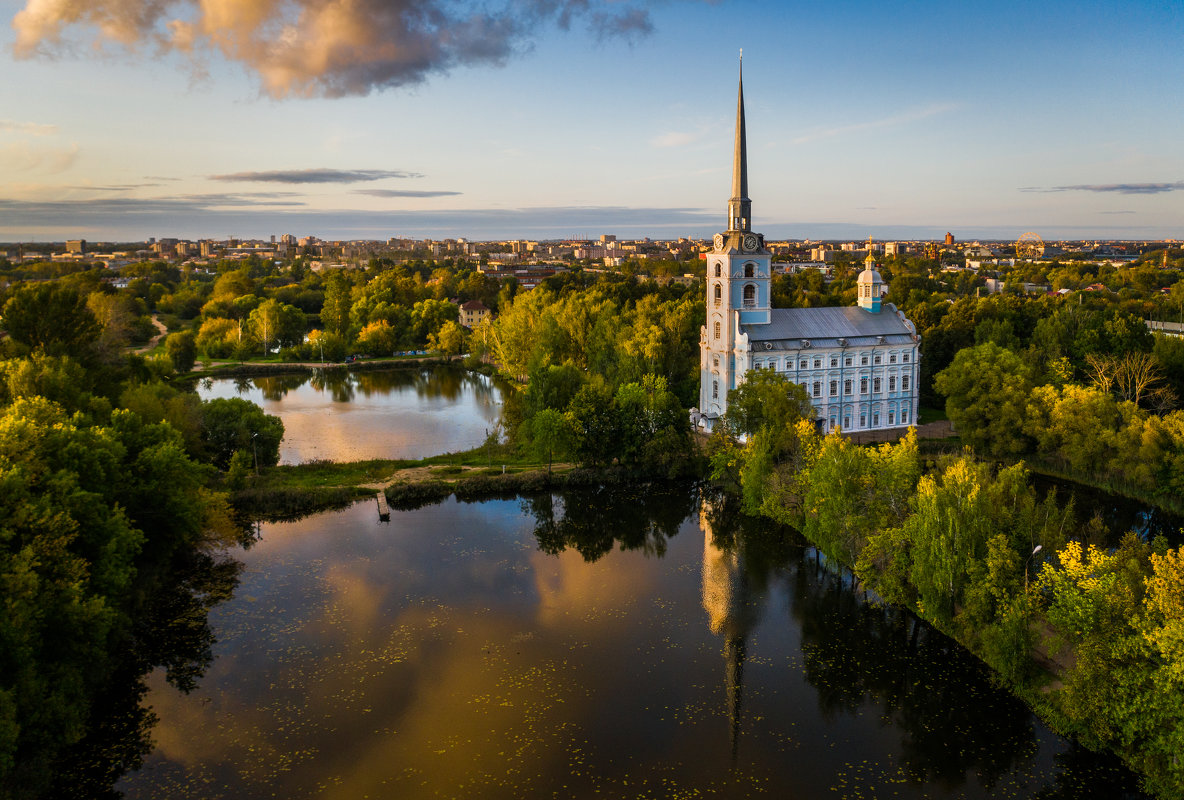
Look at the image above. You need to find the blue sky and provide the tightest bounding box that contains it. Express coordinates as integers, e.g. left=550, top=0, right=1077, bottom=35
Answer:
left=1, top=0, right=1181, bottom=242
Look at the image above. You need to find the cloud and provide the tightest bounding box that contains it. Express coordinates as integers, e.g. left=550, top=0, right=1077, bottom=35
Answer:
left=12, top=0, right=667, bottom=99
left=0, top=120, right=58, bottom=136
left=352, top=189, right=462, bottom=198
left=1019, top=181, right=1184, bottom=195
left=210, top=168, right=423, bottom=184
left=1099, top=210, right=1136, bottom=215
left=69, top=182, right=162, bottom=191
left=790, top=103, right=960, bottom=145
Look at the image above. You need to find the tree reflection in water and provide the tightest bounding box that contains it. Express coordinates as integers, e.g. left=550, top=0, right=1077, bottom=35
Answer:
left=47, top=548, right=244, bottom=799
left=243, top=366, right=503, bottom=407
left=698, top=492, right=1145, bottom=799
left=523, top=483, right=694, bottom=562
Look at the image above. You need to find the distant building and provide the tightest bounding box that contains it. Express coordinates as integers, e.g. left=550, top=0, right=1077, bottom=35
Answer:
left=944, top=232, right=955, bottom=246
left=65, top=239, right=86, bottom=254
left=459, top=300, right=492, bottom=329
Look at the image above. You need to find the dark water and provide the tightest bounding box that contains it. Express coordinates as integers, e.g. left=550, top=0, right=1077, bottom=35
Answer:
left=1031, top=474, right=1184, bottom=548
left=119, top=487, right=1147, bottom=799
left=196, top=366, right=507, bottom=464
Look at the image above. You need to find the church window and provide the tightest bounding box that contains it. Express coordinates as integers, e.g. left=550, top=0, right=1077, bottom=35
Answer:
left=829, top=380, right=837, bottom=396
left=799, top=359, right=807, bottom=369
left=889, top=376, right=897, bottom=392
left=844, top=379, right=852, bottom=395
left=874, top=377, right=882, bottom=393
left=844, top=415, right=851, bottom=429
left=873, top=409, right=880, bottom=426
left=860, top=377, right=868, bottom=394
left=889, top=410, right=896, bottom=425
left=902, top=375, right=910, bottom=391
left=903, top=352, right=910, bottom=363
left=889, top=353, right=897, bottom=364
left=902, top=405, right=910, bottom=423
left=813, top=357, right=821, bottom=369
left=714, top=321, right=721, bottom=340
left=744, top=263, right=755, bottom=278
left=812, top=382, right=821, bottom=398
left=714, top=264, right=722, bottom=278
left=712, top=380, right=718, bottom=399
left=742, top=284, right=756, bottom=308
left=712, top=355, right=719, bottom=369
left=829, top=415, right=836, bottom=430
left=844, top=356, right=852, bottom=367
left=860, top=413, right=867, bottom=427
left=874, top=354, right=882, bottom=365
left=861, top=355, right=869, bottom=366
left=830, top=357, right=837, bottom=368
left=713, top=283, right=722, bottom=307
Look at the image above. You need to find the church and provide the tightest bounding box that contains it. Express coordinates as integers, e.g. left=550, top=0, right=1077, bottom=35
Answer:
left=696, top=65, right=921, bottom=434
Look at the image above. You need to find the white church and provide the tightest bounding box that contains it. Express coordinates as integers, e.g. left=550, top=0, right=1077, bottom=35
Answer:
left=696, top=65, right=921, bottom=434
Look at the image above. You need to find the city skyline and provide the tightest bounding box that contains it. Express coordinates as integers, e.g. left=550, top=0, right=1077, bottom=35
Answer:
left=1, top=0, right=1181, bottom=242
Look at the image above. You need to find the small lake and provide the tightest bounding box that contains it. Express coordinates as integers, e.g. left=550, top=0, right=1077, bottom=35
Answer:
left=120, top=488, right=1147, bottom=799
left=196, top=366, right=507, bottom=464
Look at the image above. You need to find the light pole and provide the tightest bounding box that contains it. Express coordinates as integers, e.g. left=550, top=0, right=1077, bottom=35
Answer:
left=1025, top=544, right=1043, bottom=593
left=252, top=432, right=259, bottom=475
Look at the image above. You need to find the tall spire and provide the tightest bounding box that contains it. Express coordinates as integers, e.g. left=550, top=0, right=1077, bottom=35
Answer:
left=728, top=52, right=751, bottom=233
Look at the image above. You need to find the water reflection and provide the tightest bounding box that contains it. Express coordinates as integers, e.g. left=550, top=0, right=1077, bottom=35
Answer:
left=53, top=549, right=243, bottom=799
left=120, top=491, right=1148, bottom=799
left=197, top=366, right=507, bottom=463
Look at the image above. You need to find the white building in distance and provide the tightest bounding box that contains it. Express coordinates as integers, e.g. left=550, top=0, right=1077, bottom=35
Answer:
left=696, top=65, right=921, bottom=434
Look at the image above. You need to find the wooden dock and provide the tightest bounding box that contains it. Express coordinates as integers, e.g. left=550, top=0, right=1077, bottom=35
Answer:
left=376, top=491, right=390, bottom=520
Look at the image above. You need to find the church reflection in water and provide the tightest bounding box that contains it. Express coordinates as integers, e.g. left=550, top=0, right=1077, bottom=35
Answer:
left=700, top=499, right=763, bottom=766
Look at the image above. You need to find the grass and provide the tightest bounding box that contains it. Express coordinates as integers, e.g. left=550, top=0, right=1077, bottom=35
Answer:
left=917, top=405, right=949, bottom=424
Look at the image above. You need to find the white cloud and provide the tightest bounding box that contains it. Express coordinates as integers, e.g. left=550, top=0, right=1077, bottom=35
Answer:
left=0, top=141, right=80, bottom=173
left=0, top=120, right=59, bottom=136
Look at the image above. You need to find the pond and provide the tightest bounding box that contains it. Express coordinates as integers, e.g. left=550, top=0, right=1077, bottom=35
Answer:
left=119, top=487, right=1147, bottom=799
left=196, top=366, right=508, bottom=464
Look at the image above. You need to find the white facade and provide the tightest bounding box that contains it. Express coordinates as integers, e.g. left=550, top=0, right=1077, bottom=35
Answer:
left=695, top=71, right=921, bottom=434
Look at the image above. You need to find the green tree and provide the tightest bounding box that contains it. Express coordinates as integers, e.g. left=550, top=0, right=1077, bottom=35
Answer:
left=935, top=342, right=1034, bottom=457
left=199, top=397, right=284, bottom=470
left=1, top=284, right=100, bottom=360
left=530, top=408, right=570, bottom=475
left=164, top=330, right=197, bottom=373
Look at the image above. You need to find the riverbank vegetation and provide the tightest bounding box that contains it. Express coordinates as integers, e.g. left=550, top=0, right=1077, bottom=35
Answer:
left=0, top=282, right=286, bottom=796
left=711, top=371, right=1184, bottom=799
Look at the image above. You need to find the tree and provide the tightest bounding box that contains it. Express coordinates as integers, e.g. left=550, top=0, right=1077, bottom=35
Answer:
left=935, top=342, right=1034, bottom=457
left=1, top=284, right=100, bottom=360
left=530, top=408, right=570, bottom=476
left=723, top=368, right=813, bottom=448
left=164, top=330, right=197, bottom=373
left=248, top=298, right=304, bottom=355
left=320, top=270, right=352, bottom=335
left=428, top=320, right=466, bottom=358
left=199, top=397, right=284, bottom=469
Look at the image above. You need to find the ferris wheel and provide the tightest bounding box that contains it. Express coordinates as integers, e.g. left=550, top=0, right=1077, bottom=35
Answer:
left=1016, top=232, right=1044, bottom=260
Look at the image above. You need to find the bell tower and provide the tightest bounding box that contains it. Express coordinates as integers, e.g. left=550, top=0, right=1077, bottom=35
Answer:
left=700, top=55, right=771, bottom=420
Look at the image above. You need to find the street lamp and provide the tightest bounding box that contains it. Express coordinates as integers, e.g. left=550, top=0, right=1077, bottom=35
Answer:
left=1025, top=544, right=1043, bottom=592
left=252, top=432, right=259, bottom=475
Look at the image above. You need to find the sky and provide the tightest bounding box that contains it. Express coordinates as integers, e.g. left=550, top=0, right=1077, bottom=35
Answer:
left=0, top=0, right=1181, bottom=243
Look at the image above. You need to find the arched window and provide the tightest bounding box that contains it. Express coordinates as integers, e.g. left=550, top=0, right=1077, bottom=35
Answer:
left=713, top=283, right=722, bottom=307
left=712, top=380, right=719, bottom=400
left=744, top=262, right=755, bottom=278
left=742, top=284, right=756, bottom=308
left=713, top=321, right=721, bottom=340
left=714, top=263, right=722, bottom=278
left=712, top=354, right=720, bottom=369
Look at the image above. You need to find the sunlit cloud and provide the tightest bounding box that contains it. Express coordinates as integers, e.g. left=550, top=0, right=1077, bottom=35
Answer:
left=789, top=103, right=960, bottom=145
left=210, top=168, right=422, bottom=184
left=11, top=0, right=674, bottom=99
left=352, top=189, right=462, bottom=198
left=1020, top=181, right=1184, bottom=195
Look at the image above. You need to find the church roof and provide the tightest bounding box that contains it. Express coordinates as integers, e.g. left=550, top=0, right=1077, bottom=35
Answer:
left=741, top=304, right=918, bottom=350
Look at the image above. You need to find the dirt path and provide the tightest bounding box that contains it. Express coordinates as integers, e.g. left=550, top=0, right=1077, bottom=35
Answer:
left=133, top=315, right=168, bottom=354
